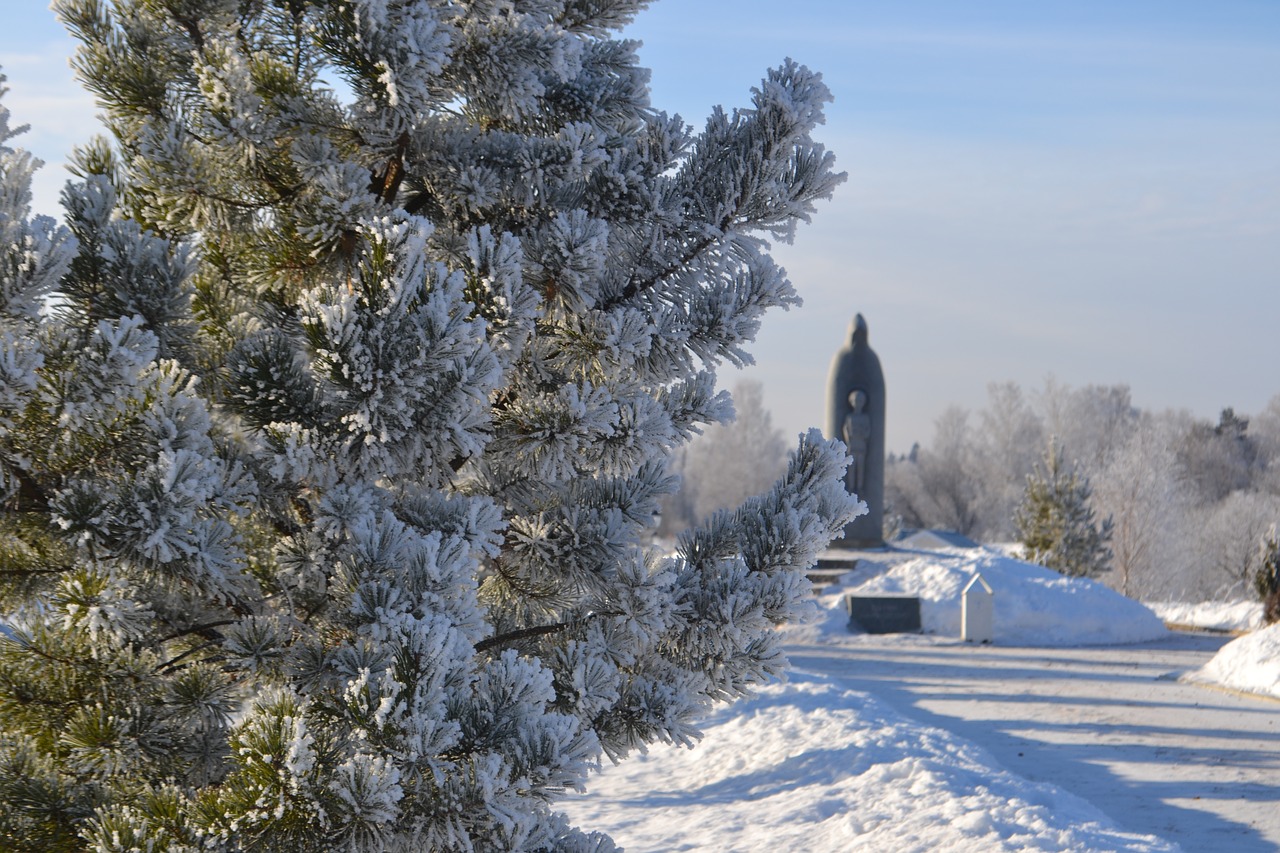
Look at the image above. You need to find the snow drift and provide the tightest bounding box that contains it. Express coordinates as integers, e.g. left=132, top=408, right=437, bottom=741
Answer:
left=806, top=548, right=1168, bottom=646
left=562, top=671, right=1176, bottom=852
left=1193, top=622, right=1280, bottom=699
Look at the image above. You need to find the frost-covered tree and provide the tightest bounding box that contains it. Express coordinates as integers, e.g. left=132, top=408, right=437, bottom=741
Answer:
left=1187, top=490, right=1280, bottom=601
left=887, top=406, right=981, bottom=536
left=1014, top=439, right=1113, bottom=579
left=1091, top=419, right=1188, bottom=598
left=970, top=381, right=1044, bottom=540
left=1176, top=407, right=1260, bottom=502
left=1036, top=378, right=1138, bottom=471
left=1250, top=395, right=1280, bottom=495
left=0, top=1, right=857, bottom=848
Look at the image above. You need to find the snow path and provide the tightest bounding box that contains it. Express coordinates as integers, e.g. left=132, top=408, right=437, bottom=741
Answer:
left=789, top=632, right=1280, bottom=853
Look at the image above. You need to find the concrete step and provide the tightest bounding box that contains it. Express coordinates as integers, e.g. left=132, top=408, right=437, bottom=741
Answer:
left=807, top=557, right=858, bottom=593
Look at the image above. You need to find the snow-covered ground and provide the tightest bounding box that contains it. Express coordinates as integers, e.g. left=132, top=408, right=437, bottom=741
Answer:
left=563, top=547, right=1280, bottom=851
left=1146, top=599, right=1264, bottom=633
left=564, top=670, right=1176, bottom=852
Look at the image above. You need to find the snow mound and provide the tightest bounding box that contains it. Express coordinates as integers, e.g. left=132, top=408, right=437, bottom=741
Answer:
left=1146, top=600, right=1263, bottom=633
left=562, top=672, right=1177, bottom=852
left=1192, top=622, right=1280, bottom=699
left=806, top=548, right=1167, bottom=646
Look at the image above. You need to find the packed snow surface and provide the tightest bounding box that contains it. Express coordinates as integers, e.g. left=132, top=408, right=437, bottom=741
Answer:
left=1193, top=622, right=1280, bottom=698
left=797, top=547, right=1168, bottom=646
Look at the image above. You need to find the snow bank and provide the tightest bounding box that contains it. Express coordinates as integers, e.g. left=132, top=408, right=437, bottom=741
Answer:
left=1146, top=600, right=1263, bottom=633
left=1193, top=622, right=1280, bottom=699
left=805, top=548, right=1167, bottom=646
left=562, top=672, right=1176, bottom=852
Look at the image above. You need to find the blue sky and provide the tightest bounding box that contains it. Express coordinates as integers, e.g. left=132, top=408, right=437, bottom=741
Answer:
left=4, top=1, right=1279, bottom=451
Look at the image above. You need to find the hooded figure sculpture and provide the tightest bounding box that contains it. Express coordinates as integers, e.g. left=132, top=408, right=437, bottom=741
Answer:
left=826, top=313, right=885, bottom=547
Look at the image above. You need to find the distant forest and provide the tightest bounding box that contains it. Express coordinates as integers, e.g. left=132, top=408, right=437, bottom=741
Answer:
left=886, top=379, right=1280, bottom=602
left=668, top=378, right=1280, bottom=604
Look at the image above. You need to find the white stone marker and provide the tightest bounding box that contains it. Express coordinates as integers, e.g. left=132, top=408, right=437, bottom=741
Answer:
left=961, top=572, right=994, bottom=643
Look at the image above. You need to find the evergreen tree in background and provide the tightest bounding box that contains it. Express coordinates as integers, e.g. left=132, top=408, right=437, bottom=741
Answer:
left=1014, top=439, right=1113, bottom=579
left=1254, top=526, right=1280, bottom=624
left=0, top=1, right=857, bottom=848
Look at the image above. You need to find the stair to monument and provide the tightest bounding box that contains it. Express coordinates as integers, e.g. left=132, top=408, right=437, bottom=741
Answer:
left=807, top=555, right=858, bottom=593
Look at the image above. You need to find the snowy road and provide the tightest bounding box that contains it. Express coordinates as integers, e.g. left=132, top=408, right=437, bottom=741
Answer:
left=789, top=633, right=1280, bottom=853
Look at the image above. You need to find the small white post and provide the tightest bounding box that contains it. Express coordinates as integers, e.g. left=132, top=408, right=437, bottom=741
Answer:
left=961, top=573, right=994, bottom=643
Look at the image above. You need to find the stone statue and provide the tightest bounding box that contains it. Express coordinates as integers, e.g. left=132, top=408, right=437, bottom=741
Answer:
left=827, top=313, right=885, bottom=547
left=842, top=389, right=871, bottom=494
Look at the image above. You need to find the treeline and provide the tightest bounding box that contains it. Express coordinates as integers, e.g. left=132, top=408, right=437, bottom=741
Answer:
left=887, top=379, right=1280, bottom=602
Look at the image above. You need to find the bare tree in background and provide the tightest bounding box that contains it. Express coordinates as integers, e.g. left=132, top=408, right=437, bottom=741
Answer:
left=1249, top=395, right=1280, bottom=495
left=1176, top=408, right=1260, bottom=502
left=1092, top=418, right=1189, bottom=597
left=662, top=381, right=788, bottom=531
left=973, top=381, right=1045, bottom=540
left=1036, top=378, right=1139, bottom=469
left=888, top=406, right=982, bottom=536
left=1189, top=491, right=1280, bottom=600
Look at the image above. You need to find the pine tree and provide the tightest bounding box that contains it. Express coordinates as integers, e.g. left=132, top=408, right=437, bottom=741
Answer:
left=0, top=1, right=857, bottom=848
left=1254, top=526, right=1280, bottom=624
left=1014, top=439, right=1113, bottom=579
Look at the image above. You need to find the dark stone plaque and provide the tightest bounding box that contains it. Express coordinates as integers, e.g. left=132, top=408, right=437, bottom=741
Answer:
left=846, top=596, right=921, bottom=634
